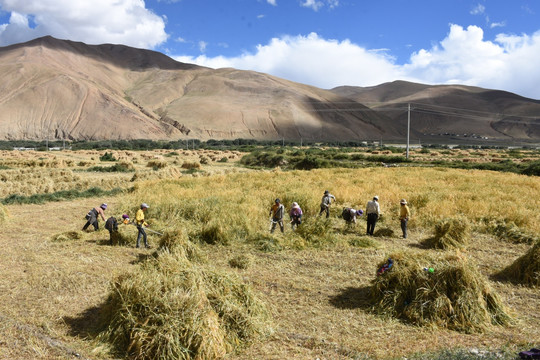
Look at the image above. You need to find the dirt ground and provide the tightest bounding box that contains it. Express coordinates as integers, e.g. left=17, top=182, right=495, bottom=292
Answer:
left=0, top=197, right=539, bottom=359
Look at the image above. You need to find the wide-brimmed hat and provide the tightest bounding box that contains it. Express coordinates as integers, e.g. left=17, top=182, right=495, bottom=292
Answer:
left=373, top=196, right=379, bottom=201
left=122, top=214, right=130, bottom=219
left=356, top=209, right=364, bottom=216
left=141, top=203, right=149, bottom=209
left=100, top=203, right=108, bottom=209
left=292, top=202, right=299, bottom=207
left=400, top=199, right=407, bottom=205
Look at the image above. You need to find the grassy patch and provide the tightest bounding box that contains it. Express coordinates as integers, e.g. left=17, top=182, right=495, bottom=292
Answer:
left=1, top=187, right=125, bottom=205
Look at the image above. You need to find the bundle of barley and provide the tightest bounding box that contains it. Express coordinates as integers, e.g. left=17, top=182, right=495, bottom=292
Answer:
left=497, top=240, right=540, bottom=287
left=51, top=230, right=83, bottom=242
left=158, top=229, right=204, bottom=262
left=99, top=252, right=270, bottom=360
left=423, top=217, right=470, bottom=249
left=369, top=251, right=511, bottom=333
left=146, top=159, right=168, bottom=169
left=493, top=222, right=538, bottom=244
left=110, top=226, right=133, bottom=246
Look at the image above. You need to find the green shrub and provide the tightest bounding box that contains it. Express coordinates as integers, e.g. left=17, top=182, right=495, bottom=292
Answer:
left=87, top=163, right=133, bottom=172
left=99, top=152, right=117, bottom=162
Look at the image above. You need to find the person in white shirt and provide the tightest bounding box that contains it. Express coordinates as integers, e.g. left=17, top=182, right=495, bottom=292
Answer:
left=365, top=196, right=381, bottom=235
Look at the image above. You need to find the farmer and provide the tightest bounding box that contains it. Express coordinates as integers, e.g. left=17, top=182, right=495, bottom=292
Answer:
left=289, top=202, right=303, bottom=230
left=319, top=190, right=336, bottom=218
left=399, top=199, right=411, bottom=238
left=343, top=207, right=364, bottom=225
left=366, top=196, right=381, bottom=235
left=135, top=203, right=151, bottom=248
left=269, top=198, right=285, bottom=233
left=104, top=216, right=119, bottom=245
left=82, top=203, right=107, bottom=231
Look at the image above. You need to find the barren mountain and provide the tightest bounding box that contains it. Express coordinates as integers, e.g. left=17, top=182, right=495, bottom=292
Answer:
left=331, top=81, right=540, bottom=141
left=0, top=36, right=395, bottom=142
left=0, top=36, right=539, bottom=142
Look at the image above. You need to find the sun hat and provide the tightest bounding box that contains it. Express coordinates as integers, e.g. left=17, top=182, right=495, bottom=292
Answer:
left=122, top=214, right=130, bottom=219
left=292, top=202, right=299, bottom=208
left=400, top=199, right=407, bottom=205
left=141, top=203, right=149, bottom=209
left=324, top=190, right=329, bottom=195
left=100, top=203, right=107, bottom=209
left=373, top=196, right=379, bottom=201
left=356, top=209, right=364, bottom=216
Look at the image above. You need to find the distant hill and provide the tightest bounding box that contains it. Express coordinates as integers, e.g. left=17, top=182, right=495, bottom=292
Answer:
left=0, top=36, right=539, bottom=142
left=331, top=81, right=540, bottom=142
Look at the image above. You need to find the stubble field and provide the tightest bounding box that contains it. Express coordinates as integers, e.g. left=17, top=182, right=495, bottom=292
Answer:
left=0, top=148, right=538, bottom=360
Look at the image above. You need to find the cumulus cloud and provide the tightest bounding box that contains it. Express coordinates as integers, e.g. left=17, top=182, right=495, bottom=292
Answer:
left=405, top=24, right=540, bottom=99
left=266, top=0, right=277, bottom=6
left=175, top=32, right=404, bottom=89
left=0, top=0, right=167, bottom=48
left=175, top=25, right=540, bottom=99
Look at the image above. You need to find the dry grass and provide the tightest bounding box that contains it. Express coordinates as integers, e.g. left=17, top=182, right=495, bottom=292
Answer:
left=0, top=157, right=539, bottom=359
left=369, top=250, right=511, bottom=333
left=423, top=217, right=470, bottom=249
left=497, top=240, right=540, bottom=287
left=98, top=251, right=270, bottom=360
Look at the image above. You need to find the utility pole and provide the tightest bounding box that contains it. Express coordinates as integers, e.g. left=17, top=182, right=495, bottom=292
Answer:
left=406, top=103, right=411, bottom=159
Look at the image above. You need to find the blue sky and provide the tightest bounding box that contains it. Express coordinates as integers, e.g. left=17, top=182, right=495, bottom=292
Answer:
left=1, top=1, right=540, bottom=99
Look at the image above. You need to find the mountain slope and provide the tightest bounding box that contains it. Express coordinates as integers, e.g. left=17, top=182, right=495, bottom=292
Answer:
left=0, top=36, right=397, bottom=141
left=0, top=37, right=538, bottom=142
left=331, top=81, right=540, bottom=140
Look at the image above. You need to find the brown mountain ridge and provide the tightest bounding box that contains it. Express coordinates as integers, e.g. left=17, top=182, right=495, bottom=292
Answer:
left=0, top=36, right=539, bottom=142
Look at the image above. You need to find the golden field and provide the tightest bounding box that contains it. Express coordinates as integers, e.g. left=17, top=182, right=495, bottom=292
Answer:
left=0, top=149, right=539, bottom=360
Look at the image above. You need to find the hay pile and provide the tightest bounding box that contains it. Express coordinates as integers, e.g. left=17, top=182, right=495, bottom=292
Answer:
left=493, top=222, right=538, bottom=244
left=370, top=251, right=511, bottom=333
left=99, top=251, right=270, bottom=359
left=110, top=226, right=133, bottom=246
left=51, top=230, right=83, bottom=242
left=497, top=241, right=540, bottom=287
left=423, top=217, right=470, bottom=249
left=158, top=229, right=204, bottom=262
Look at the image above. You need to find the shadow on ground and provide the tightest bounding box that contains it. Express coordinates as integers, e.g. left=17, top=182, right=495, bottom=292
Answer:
left=329, top=285, right=372, bottom=310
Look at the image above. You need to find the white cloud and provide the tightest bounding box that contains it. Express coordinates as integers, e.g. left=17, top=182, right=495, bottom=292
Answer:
left=0, top=0, right=167, bottom=48
left=490, top=21, right=506, bottom=29
left=301, top=0, right=324, bottom=11
left=175, top=32, right=404, bottom=89
left=470, top=4, right=485, bottom=15
left=174, top=25, right=540, bottom=99
left=198, top=40, right=207, bottom=53
left=266, top=0, right=277, bottom=6
left=404, top=24, right=540, bottom=99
